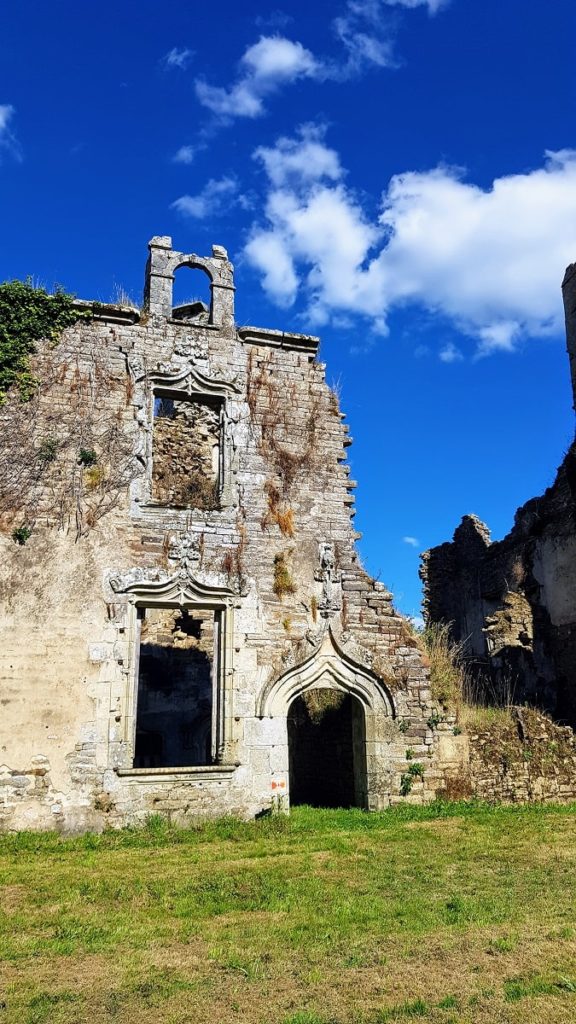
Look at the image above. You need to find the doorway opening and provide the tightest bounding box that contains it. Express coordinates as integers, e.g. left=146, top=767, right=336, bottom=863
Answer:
left=287, top=689, right=367, bottom=808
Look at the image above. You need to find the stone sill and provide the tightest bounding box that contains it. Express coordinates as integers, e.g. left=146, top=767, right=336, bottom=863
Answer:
left=167, top=319, right=221, bottom=331
left=115, top=764, right=238, bottom=783
left=134, top=501, right=235, bottom=518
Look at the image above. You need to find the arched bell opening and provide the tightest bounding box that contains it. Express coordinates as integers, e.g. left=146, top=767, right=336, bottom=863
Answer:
left=287, top=689, right=367, bottom=809
left=171, top=263, right=213, bottom=323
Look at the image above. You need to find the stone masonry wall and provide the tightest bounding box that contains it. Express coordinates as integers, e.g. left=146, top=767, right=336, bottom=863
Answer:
left=152, top=397, right=220, bottom=508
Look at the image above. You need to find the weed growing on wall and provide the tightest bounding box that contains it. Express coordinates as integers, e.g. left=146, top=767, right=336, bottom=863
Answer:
left=302, top=688, right=346, bottom=724
left=273, top=551, right=296, bottom=598
left=0, top=279, right=90, bottom=402
left=421, top=622, right=468, bottom=711
left=261, top=481, right=296, bottom=537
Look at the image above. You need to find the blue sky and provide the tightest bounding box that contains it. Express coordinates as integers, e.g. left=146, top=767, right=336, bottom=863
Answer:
left=1, top=0, right=575, bottom=619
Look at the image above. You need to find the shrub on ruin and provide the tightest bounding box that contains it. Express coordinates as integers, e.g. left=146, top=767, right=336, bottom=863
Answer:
left=11, top=525, right=32, bottom=545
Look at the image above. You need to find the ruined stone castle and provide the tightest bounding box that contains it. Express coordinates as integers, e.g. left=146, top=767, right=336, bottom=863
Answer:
left=0, top=237, right=441, bottom=831
left=2, top=239, right=576, bottom=832
left=422, top=265, right=576, bottom=725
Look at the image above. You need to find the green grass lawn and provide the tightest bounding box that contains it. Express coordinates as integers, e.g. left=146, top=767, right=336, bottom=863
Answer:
left=1, top=802, right=576, bottom=1023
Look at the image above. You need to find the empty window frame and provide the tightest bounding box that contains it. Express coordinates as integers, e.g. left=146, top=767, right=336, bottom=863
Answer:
left=133, top=606, right=222, bottom=768
left=151, top=391, right=223, bottom=509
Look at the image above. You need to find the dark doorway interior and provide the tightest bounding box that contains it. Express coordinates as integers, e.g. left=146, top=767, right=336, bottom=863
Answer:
left=134, top=607, right=214, bottom=768
left=287, top=690, right=366, bottom=808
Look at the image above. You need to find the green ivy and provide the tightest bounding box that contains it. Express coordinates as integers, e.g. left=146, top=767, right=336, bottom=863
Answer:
left=0, top=279, right=90, bottom=402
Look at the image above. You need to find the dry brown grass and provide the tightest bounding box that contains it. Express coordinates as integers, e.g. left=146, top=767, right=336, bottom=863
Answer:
left=421, top=621, right=468, bottom=711
left=261, top=481, right=296, bottom=537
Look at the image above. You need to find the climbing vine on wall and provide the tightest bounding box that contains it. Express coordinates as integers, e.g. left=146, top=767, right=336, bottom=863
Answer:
left=0, top=332, right=143, bottom=540
left=0, top=279, right=91, bottom=403
left=246, top=348, right=322, bottom=496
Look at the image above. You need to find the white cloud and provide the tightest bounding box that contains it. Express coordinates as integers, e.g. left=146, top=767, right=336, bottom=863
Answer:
left=439, top=342, right=463, bottom=363
left=381, top=0, right=448, bottom=11
left=194, top=0, right=451, bottom=122
left=172, top=145, right=195, bottom=165
left=163, top=47, right=193, bottom=70
left=0, top=106, right=13, bottom=132
left=332, top=2, right=397, bottom=77
left=253, top=125, right=342, bottom=187
left=245, top=134, right=576, bottom=355
left=195, top=36, right=319, bottom=120
left=333, top=17, right=395, bottom=73
left=0, top=105, right=21, bottom=163
left=171, top=176, right=239, bottom=219
left=402, top=536, right=420, bottom=547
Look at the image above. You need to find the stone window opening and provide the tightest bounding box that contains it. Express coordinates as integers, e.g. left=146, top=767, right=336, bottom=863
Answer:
left=133, top=605, right=221, bottom=769
left=151, top=389, right=223, bottom=510
left=171, top=264, right=212, bottom=324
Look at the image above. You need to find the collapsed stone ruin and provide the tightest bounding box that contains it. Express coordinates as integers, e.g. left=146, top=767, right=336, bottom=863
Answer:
left=1, top=238, right=575, bottom=832
left=421, top=264, right=576, bottom=725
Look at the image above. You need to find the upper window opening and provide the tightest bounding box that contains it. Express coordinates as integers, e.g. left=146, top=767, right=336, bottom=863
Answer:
left=171, top=264, right=212, bottom=323
left=152, top=392, right=222, bottom=510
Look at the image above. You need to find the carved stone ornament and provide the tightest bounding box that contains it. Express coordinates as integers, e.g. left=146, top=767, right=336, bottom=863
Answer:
left=257, top=626, right=394, bottom=719
left=167, top=533, right=201, bottom=576
left=314, top=542, right=342, bottom=618
left=144, top=363, right=241, bottom=397
left=107, top=566, right=236, bottom=608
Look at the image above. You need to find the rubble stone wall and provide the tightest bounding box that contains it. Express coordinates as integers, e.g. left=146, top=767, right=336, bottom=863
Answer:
left=436, top=707, right=576, bottom=804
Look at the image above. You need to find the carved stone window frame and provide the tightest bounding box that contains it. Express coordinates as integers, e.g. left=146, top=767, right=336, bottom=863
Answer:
left=145, top=366, right=240, bottom=511
left=114, top=571, right=236, bottom=771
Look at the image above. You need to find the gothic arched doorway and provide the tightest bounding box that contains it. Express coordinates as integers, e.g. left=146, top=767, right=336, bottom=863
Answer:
left=287, top=689, right=367, bottom=808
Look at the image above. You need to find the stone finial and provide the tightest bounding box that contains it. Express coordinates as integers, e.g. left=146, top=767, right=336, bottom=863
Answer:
left=212, top=244, right=228, bottom=259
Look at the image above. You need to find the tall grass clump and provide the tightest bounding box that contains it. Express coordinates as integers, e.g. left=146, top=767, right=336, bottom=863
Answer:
left=420, top=621, right=516, bottom=731
left=421, top=622, right=468, bottom=712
